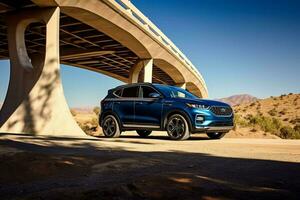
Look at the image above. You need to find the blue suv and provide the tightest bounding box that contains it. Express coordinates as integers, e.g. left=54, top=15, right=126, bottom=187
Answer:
left=99, top=83, right=233, bottom=140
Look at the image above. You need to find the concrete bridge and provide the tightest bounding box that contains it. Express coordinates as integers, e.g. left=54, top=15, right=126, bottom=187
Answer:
left=0, top=0, right=208, bottom=136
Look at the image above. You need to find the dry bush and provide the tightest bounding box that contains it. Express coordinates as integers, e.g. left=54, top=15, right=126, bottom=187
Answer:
left=93, top=107, right=101, bottom=116
left=280, top=126, right=300, bottom=139
left=77, top=117, right=99, bottom=135
left=279, top=109, right=287, bottom=115
left=268, top=108, right=277, bottom=116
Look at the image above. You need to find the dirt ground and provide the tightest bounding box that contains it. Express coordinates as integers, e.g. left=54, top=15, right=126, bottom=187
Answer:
left=0, top=131, right=300, bottom=200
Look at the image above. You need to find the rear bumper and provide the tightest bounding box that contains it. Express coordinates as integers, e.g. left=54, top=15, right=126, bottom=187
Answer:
left=193, top=126, right=233, bottom=133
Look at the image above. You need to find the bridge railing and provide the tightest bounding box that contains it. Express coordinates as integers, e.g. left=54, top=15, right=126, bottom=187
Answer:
left=103, top=0, right=207, bottom=93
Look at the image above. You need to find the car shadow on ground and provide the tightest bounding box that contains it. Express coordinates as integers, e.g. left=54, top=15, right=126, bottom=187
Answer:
left=95, top=132, right=212, bottom=141
left=0, top=136, right=299, bottom=200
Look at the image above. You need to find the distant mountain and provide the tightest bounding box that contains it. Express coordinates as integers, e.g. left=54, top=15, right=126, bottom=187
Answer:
left=218, top=94, right=258, bottom=106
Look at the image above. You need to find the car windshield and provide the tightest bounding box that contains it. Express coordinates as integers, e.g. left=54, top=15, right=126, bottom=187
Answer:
left=155, top=85, right=197, bottom=99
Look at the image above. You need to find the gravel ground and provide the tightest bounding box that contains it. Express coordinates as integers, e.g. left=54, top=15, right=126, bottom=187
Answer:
left=0, top=131, right=300, bottom=200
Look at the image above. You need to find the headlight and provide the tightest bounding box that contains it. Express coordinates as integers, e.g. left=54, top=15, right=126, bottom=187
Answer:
left=186, top=103, right=210, bottom=110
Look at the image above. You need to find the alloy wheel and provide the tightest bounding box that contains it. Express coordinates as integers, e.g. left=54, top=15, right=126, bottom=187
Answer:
left=167, top=116, right=185, bottom=139
left=103, top=117, right=116, bottom=137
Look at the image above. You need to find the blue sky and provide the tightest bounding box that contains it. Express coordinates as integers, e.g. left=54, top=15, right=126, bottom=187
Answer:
left=0, top=0, right=299, bottom=107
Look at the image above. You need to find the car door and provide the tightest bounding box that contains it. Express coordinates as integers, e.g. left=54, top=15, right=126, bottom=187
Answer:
left=113, top=86, right=138, bottom=125
left=134, top=86, right=163, bottom=127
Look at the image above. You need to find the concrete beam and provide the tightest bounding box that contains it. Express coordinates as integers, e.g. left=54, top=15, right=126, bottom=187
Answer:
left=0, top=7, right=84, bottom=136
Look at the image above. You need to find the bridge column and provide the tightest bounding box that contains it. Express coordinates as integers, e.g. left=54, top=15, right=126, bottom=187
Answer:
left=176, top=83, right=187, bottom=90
left=0, top=8, right=84, bottom=136
left=129, top=59, right=153, bottom=83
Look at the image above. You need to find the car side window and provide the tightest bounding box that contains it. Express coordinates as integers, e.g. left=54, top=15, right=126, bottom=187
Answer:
left=141, top=86, right=158, bottom=98
left=170, top=91, right=186, bottom=98
left=122, top=86, right=139, bottom=98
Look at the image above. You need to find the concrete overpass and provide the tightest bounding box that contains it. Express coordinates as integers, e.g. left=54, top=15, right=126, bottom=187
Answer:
left=0, top=0, right=208, bottom=136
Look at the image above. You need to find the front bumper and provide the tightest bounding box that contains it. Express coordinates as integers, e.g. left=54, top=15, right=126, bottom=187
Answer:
left=194, top=126, right=233, bottom=133
left=187, top=107, right=234, bottom=133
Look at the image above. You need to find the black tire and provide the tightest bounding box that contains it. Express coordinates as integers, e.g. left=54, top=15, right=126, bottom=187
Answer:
left=136, top=130, right=152, bottom=138
left=102, top=115, right=121, bottom=138
left=207, top=132, right=226, bottom=139
left=166, top=114, right=190, bottom=140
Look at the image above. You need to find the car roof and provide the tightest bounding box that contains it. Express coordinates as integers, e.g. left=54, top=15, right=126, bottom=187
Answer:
left=113, top=83, right=162, bottom=90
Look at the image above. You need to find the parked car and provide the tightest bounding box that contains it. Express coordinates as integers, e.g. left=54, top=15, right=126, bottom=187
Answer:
left=99, top=83, right=234, bottom=140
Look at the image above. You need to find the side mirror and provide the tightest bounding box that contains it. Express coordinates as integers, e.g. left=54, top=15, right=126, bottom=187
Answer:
left=149, top=92, right=160, bottom=98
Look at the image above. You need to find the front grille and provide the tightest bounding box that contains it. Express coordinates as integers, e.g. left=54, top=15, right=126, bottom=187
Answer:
left=209, top=106, right=233, bottom=116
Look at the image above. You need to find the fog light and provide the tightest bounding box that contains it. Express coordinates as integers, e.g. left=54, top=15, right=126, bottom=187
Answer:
left=196, top=115, right=204, bottom=123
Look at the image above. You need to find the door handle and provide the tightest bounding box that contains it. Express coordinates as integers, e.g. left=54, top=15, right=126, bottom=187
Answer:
left=115, top=102, right=120, bottom=104
left=136, top=102, right=143, bottom=105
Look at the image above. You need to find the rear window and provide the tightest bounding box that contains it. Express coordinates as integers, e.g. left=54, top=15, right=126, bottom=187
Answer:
left=122, top=86, right=139, bottom=98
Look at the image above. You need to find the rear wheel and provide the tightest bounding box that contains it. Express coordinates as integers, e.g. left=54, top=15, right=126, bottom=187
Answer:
left=166, top=114, right=190, bottom=140
left=207, top=132, right=226, bottom=139
left=102, top=115, right=121, bottom=138
left=136, top=130, right=152, bottom=138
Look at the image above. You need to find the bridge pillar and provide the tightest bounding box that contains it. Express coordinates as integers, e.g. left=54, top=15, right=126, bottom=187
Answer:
left=129, top=59, right=153, bottom=83
left=176, top=83, right=187, bottom=90
left=0, top=8, right=85, bottom=136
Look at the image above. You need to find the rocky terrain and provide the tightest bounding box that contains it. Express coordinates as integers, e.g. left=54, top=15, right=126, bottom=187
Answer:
left=231, top=93, right=300, bottom=139
left=218, top=94, right=258, bottom=106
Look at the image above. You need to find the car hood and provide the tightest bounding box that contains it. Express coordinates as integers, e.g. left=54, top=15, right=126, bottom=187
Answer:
left=174, top=98, right=231, bottom=107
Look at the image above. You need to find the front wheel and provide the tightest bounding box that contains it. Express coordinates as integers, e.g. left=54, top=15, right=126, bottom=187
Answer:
left=207, top=132, right=226, bottom=139
left=136, top=130, right=152, bottom=138
left=102, top=115, right=121, bottom=138
left=166, top=114, right=190, bottom=140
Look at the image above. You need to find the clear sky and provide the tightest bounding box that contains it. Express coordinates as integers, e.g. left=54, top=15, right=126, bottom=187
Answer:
left=0, top=0, right=299, bottom=108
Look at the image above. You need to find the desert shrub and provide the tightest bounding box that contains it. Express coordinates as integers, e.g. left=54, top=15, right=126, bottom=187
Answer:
left=257, top=111, right=263, bottom=116
left=283, top=118, right=289, bottom=121
left=280, top=126, right=300, bottom=139
left=245, top=114, right=253, bottom=120
left=93, top=107, right=101, bottom=116
left=247, top=115, right=282, bottom=136
left=234, top=114, right=248, bottom=128
left=273, top=103, right=279, bottom=107
left=268, top=108, right=277, bottom=116
left=289, top=93, right=293, bottom=95
left=294, top=125, right=300, bottom=132
left=77, top=117, right=99, bottom=135
left=290, top=118, right=300, bottom=124
left=250, top=102, right=256, bottom=107
left=250, top=128, right=257, bottom=132
left=235, top=114, right=299, bottom=139
left=279, top=109, right=287, bottom=115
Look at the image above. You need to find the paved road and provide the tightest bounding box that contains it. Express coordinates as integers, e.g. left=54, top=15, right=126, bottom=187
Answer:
left=0, top=132, right=300, bottom=199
